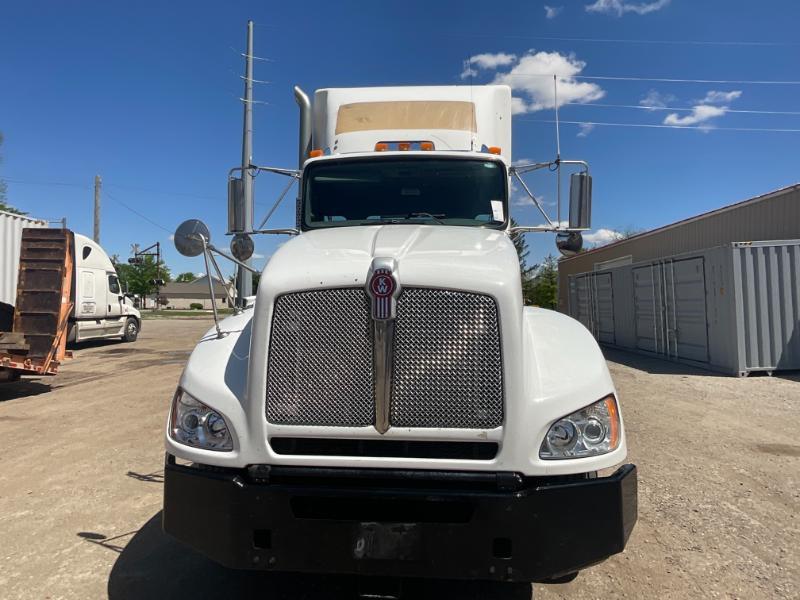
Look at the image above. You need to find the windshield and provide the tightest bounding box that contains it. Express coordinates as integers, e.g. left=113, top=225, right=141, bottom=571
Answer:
left=302, top=157, right=508, bottom=230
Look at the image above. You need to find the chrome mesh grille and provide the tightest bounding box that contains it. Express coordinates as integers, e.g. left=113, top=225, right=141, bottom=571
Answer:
left=265, top=287, right=503, bottom=430
left=390, top=289, right=503, bottom=429
left=266, top=289, right=374, bottom=426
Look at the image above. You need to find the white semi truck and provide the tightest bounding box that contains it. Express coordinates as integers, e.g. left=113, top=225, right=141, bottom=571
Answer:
left=163, top=84, right=637, bottom=588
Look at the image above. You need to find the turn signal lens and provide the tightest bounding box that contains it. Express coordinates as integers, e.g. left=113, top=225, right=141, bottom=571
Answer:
left=308, top=149, right=323, bottom=158
left=539, top=395, right=621, bottom=460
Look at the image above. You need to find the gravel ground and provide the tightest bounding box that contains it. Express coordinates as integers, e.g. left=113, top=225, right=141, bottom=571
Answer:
left=0, top=318, right=797, bottom=599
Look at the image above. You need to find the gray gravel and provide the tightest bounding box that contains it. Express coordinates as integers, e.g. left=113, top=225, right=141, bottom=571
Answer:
left=0, top=319, right=797, bottom=599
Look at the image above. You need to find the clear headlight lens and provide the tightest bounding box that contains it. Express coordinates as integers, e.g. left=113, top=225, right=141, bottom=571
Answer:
left=539, top=395, right=620, bottom=460
left=169, top=389, right=233, bottom=451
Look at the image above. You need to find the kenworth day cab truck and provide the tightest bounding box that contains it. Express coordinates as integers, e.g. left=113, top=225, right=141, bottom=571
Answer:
left=163, top=84, right=637, bottom=588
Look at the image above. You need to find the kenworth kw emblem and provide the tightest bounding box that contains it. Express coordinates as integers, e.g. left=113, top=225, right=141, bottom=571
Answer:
left=366, top=258, right=401, bottom=433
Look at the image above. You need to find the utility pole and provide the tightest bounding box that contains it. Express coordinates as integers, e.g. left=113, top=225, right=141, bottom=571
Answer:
left=235, top=19, right=255, bottom=303
left=93, top=175, right=101, bottom=243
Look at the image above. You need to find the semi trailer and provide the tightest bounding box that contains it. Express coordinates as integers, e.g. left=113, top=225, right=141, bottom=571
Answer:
left=163, top=84, right=637, bottom=588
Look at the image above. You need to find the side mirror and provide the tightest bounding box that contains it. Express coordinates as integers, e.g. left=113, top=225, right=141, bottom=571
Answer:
left=568, top=172, right=592, bottom=230
left=228, top=178, right=245, bottom=233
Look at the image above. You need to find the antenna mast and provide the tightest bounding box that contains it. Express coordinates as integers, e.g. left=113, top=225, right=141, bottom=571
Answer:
left=554, top=75, right=562, bottom=226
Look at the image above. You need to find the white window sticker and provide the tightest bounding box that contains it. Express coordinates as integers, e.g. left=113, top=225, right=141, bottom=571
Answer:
left=491, top=200, right=504, bottom=222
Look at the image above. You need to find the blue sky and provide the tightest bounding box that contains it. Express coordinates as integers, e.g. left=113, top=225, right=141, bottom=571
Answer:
left=2, top=0, right=799, bottom=276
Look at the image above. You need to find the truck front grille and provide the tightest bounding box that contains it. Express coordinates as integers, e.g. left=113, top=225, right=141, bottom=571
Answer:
left=265, top=287, right=503, bottom=430
left=266, top=289, right=375, bottom=427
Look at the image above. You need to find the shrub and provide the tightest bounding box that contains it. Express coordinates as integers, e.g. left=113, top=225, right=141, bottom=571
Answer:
left=189, top=303, right=203, bottom=310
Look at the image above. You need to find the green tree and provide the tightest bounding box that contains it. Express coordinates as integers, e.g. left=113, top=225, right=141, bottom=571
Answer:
left=0, top=132, right=25, bottom=215
left=115, top=256, right=172, bottom=297
left=528, top=254, right=559, bottom=310
left=510, top=218, right=538, bottom=303
left=175, top=272, right=197, bottom=282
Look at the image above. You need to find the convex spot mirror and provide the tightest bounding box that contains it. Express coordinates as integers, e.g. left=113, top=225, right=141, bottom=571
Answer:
left=556, top=231, right=583, bottom=258
left=230, top=233, right=254, bottom=261
left=568, top=172, right=592, bottom=230
left=174, top=219, right=211, bottom=257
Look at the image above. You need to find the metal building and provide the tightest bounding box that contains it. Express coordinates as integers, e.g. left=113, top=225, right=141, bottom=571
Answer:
left=559, top=184, right=800, bottom=375
left=1, top=210, right=48, bottom=307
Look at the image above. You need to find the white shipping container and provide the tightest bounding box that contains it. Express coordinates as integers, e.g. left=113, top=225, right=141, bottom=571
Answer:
left=0, top=210, right=48, bottom=306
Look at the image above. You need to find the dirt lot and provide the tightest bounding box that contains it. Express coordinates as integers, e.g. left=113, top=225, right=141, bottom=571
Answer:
left=1, top=319, right=798, bottom=599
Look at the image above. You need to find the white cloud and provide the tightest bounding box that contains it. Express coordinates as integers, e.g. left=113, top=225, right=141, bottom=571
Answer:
left=639, top=89, right=676, bottom=109
left=586, top=0, right=670, bottom=16
left=583, top=228, right=623, bottom=245
left=699, top=90, right=742, bottom=104
left=663, top=105, right=727, bottom=127
left=491, top=51, right=605, bottom=113
left=544, top=5, right=563, bottom=18
left=510, top=96, right=529, bottom=115
left=460, top=52, right=517, bottom=79
left=577, top=123, right=595, bottom=137
left=168, top=234, right=175, bottom=241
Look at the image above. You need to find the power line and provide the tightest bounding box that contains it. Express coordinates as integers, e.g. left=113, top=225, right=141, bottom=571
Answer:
left=519, top=118, right=800, bottom=133
left=4, top=178, right=91, bottom=190
left=6, top=177, right=221, bottom=203
left=565, top=102, right=800, bottom=116
left=504, top=73, right=800, bottom=85
left=447, top=32, right=800, bottom=47
left=104, top=190, right=173, bottom=233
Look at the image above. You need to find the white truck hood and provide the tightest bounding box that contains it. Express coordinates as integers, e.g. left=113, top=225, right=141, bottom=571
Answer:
left=258, top=224, right=520, bottom=295
left=169, top=223, right=626, bottom=476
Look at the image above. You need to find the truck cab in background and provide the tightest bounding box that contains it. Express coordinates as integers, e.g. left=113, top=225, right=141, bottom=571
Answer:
left=68, top=233, right=141, bottom=343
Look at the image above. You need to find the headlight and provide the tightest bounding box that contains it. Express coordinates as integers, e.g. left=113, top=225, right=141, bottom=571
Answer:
left=539, top=395, right=620, bottom=460
left=169, top=388, right=233, bottom=451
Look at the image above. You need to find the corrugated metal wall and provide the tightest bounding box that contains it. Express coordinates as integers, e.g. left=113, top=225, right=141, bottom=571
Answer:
left=569, top=240, right=800, bottom=375
left=559, top=184, right=800, bottom=312
left=732, top=241, right=800, bottom=373
left=1, top=211, right=48, bottom=306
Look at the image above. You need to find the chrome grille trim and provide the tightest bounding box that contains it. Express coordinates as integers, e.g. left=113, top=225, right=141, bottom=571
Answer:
left=390, top=288, right=503, bottom=429
left=265, top=289, right=374, bottom=426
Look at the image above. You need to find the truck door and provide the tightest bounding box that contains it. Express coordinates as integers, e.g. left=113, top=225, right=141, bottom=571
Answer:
left=106, top=273, right=123, bottom=319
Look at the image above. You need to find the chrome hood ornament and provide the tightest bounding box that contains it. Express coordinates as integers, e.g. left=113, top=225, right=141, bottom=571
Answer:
left=366, top=258, right=400, bottom=433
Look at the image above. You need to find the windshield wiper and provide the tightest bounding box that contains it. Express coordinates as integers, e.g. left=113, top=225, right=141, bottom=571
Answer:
left=407, top=212, right=446, bottom=224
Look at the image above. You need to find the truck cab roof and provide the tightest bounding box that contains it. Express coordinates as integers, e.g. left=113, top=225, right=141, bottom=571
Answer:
left=312, top=85, right=512, bottom=163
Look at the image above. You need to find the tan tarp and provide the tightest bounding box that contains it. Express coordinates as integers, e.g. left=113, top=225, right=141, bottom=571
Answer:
left=335, top=101, right=477, bottom=135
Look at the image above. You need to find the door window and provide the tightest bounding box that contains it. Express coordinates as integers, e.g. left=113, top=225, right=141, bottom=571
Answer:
left=108, top=275, right=120, bottom=294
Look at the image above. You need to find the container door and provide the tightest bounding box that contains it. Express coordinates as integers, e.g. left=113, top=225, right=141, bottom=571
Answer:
left=593, top=272, right=615, bottom=344
left=665, top=258, right=709, bottom=362
left=633, top=263, right=666, bottom=354
left=574, top=274, right=593, bottom=334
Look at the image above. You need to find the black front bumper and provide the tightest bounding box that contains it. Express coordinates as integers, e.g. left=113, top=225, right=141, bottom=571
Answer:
left=163, top=457, right=637, bottom=583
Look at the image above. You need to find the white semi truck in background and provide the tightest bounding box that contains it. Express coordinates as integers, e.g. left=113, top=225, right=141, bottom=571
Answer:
left=163, top=84, right=637, bottom=589
left=0, top=216, right=140, bottom=380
